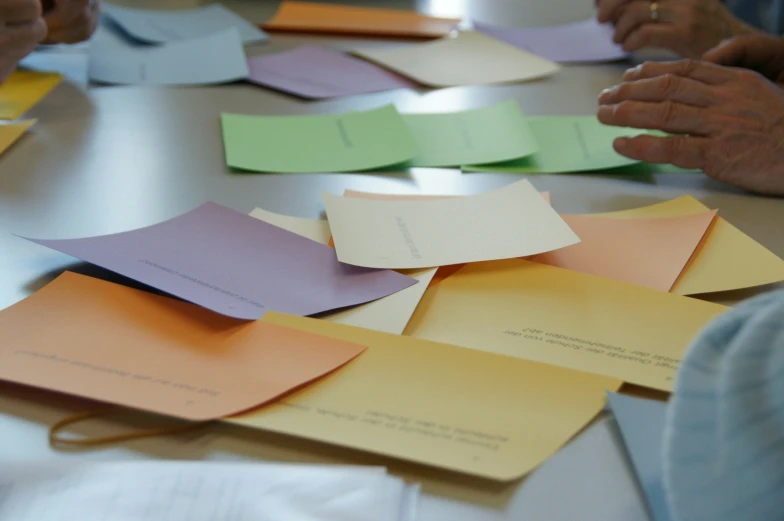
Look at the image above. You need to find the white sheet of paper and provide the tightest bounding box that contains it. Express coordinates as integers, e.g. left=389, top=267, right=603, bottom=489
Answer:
left=323, top=179, right=579, bottom=269
left=103, top=3, right=269, bottom=44
left=323, top=267, right=436, bottom=334
left=249, top=207, right=331, bottom=244
left=352, top=30, right=559, bottom=87
left=0, top=461, right=415, bottom=521
left=19, top=52, right=89, bottom=86
left=88, top=28, right=249, bottom=85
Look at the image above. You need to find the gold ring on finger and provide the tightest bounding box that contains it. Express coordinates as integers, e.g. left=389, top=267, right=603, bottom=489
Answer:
left=650, top=1, right=660, bottom=22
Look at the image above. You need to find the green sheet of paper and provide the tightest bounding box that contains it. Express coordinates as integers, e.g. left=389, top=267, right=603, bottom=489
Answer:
left=403, top=100, right=539, bottom=167
left=221, top=105, right=419, bottom=173
left=463, top=115, right=647, bottom=174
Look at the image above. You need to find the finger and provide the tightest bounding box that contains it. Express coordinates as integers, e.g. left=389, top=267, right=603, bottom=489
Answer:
left=597, top=100, right=711, bottom=135
left=613, top=1, right=663, bottom=44
left=613, top=134, right=708, bottom=169
left=621, top=23, right=703, bottom=57
left=598, top=75, right=717, bottom=107
left=597, top=0, right=631, bottom=23
left=0, top=18, right=47, bottom=52
left=0, top=0, right=41, bottom=24
left=44, top=0, right=90, bottom=27
left=624, top=59, right=738, bottom=84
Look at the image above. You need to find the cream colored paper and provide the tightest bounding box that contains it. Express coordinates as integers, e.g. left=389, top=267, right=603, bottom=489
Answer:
left=352, top=31, right=559, bottom=88
left=248, top=207, right=435, bottom=334
left=230, top=313, right=621, bottom=481
left=594, top=196, right=784, bottom=295
left=404, top=259, right=727, bottom=391
left=323, top=179, right=579, bottom=269
left=249, top=207, right=331, bottom=245
left=322, top=267, right=436, bottom=334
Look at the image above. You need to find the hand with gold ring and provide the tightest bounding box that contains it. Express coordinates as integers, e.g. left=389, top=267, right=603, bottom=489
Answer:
left=596, top=0, right=760, bottom=58
left=42, top=0, right=99, bottom=44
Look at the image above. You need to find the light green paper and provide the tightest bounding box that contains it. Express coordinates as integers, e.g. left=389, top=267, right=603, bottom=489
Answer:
left=221, top=105, right=419, bottom=173
left=463, top=115, right=647, bottom=174
left=402, top=100, right=539, bottom=168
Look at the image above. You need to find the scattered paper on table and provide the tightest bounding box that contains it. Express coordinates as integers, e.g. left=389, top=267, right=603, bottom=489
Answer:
left=404, top=259, right=726, bottom=391
left=607, top=393, right=672, bottom=521
left=262, top=1, right=459, bottom=39
left=464, top=116, right=646, bottom=173
left=353, top=31, right=559, bottom=88
left=0, top=69, right=61, bottom=120
left=222, top=105, right=418, bottom=173
left=247, top=45, right=417, bottom=99
left=402, top=100, right=539, bottom=167
left=0, top=120, right=35, bottom=156
left=324, top=179, right=579, bottom=269
left=23, top=202, right=415, bottom=320
left=0, top=461, right=414, bottom=521
left=475, top=19, right=628, bottom=63
left=102, top=3, right=269, bottom=44
left=0, top=272, right=365, bottom=421
left=322, top=267, right=436, bottom=334
left=595, top=196, right=784, bottom=295
left=249, top=207, right=331, bottom=244
left=88, top=28, right=249, bottom=85
left=533, top=211, right=717, bottom=291
left=231, top=313, right=621, bottom=481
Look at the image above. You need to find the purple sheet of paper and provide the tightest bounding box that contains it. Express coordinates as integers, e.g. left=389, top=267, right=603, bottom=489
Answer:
left=246, top=45, right=419, bottom=99
left=475, top=18, right=629, bottom=63
left=22, top=202, right=417, bottom=320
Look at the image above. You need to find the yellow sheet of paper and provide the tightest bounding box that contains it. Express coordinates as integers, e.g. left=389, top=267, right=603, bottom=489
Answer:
left=230, top=313, right=620, bottom=481
left=0, top=119, right=34, bottom=154
left=594, top=196, right=784, bottom=295
left=323, top=179, right=579, bottom=269
left=322, top=267, right=436, bottom=334
left=0, top=70, right=61, bottom=120
left=404, top=259, right=727, bottom=391
left=352, top=31, right=559, bottom=88
left=249, top=207, right=331, bottom=245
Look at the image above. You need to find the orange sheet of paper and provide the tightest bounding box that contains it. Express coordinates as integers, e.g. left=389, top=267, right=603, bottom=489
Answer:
left=0, top=272, right=366, bottom=421
left=339, top=189, right=551, bottom=287
left=532, top=211, right=717, bottom=291
left=262, top=1, right=460, bottom=39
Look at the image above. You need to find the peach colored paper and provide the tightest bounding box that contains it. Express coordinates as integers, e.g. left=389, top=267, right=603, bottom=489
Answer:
left=0, top=272, right=365, bottom=421
left=262, top=1, right=459, bottom=39
left=340, top=189, right=551, bottom=287
left=532, top=211, right=717, bottom=291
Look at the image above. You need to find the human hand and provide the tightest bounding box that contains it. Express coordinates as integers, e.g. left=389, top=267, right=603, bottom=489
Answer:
left=704, top=34, right=784, bottom=84
left=0, top=0, right=47, bottom=81
left=596, top=0, right=757, bottom=59
left=597, top=60, right=784, bottom=196
left=43, top=0, right=98, bottom=44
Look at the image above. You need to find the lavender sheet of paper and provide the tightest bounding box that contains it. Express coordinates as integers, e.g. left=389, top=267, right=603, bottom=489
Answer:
left=474, top=19, right=629, bottom=63
left=247, top=45, right=418, bottom=99
left=23, top=202, right=416, bottom=320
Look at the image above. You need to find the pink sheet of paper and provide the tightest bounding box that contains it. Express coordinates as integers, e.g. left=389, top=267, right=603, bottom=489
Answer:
left=532, top=211, right=718, bottom=291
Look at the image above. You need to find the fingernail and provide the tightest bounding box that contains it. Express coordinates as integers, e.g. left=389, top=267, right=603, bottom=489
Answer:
left=614, top=137, right=629, bottom=150
left=597, top=105, right=613, bottom=122
left=598, top=86, right=617, bottom=103
left=623, top=66, right=641, bottom=80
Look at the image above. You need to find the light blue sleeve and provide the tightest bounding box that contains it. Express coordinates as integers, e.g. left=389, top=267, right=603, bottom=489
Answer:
left=725, top=0, right=784, bottom=34
left=663, top=290, right=784, bottom=521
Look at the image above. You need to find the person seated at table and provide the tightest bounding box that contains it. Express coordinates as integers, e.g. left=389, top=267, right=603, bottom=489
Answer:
left=0, top=0, right=99, bottom=81
left=663, top=288, right=784, bottom=521
left=596, top=0, right=782, bottom=58
left=596, top=34, right=784, bottom=196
